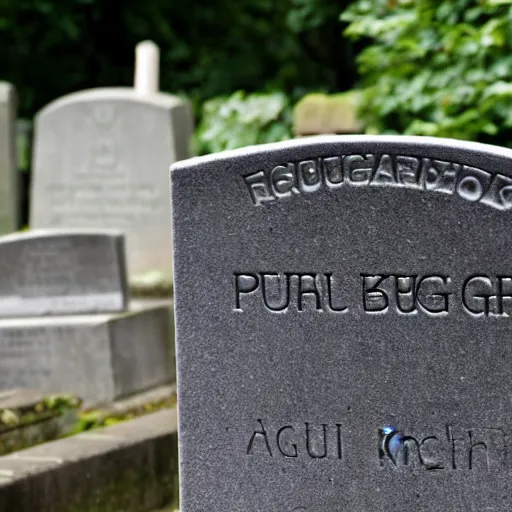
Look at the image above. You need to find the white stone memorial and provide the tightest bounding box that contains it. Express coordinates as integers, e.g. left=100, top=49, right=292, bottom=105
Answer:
left=30, top=41, right=193, bottom=283
left=0, top=81, right=18, bottom=234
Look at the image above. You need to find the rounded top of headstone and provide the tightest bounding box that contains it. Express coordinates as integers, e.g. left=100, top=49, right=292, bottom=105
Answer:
left=37, top=87, right=185, bottom=118
left=0, top=81, right=15, bottom=102
left=170, top=135, right=512, bottom=176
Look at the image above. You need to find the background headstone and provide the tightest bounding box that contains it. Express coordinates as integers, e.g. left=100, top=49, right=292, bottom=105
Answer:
left=0, top=82, right=18, bottom=234
left=172, top=135, right=512, bottom=511
left=0, top=229, right=128, bottom=317
left=0, top=301, right=173, bottom=405
left=30, top=41, right=193, bottom=284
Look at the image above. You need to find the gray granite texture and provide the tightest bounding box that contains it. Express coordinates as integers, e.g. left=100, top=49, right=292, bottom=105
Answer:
left=0, top=82, right=18, bottom=234
left=30, top=88, right=193, bottom=282
left=0, top=300, right=174, bottom=405
left=0, top=229, right=128, bottom=317
left=171, top=135, right=512, bottom=512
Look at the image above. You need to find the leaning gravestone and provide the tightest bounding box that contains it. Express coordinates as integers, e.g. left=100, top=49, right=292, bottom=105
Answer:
left=171, top=135, right=512, bottom=511
left=30, top=41, right=193, bottom=284
left=0, top=82, right=18, bottom=234
left=0, top=230, right=173, bottom=405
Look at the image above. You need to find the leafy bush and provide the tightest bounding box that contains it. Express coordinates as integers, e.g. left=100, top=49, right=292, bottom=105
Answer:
left=342, top=0, right=512, bottom=145
left=194, top=91, right=293, bottom=154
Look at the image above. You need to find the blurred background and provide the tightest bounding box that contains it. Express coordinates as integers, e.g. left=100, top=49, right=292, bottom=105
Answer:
left=4, top=0, right=512, bottom=223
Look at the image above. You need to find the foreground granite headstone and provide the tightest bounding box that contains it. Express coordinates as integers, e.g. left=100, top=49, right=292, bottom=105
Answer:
left=30, top=41, right=193, bottom=283
left=0, top=229, right=127, bottom=317
left=171, top=135, right=512, bottom=512
left=0, top=82, right=18, bottom=234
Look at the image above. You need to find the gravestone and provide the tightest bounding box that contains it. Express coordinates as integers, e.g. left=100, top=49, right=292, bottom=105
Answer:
left=0, top=229, right=127, bottom=317
left=0, top=82, right=18, bottom=234
left=30, top=41, right=193, bottom=283
left=0, top=229, right=173, bottom=405
left=171, top=135, right=512, bottom=512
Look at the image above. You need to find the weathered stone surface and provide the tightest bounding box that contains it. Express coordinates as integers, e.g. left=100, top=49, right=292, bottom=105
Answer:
left=0, top=82, right=18, bottom=234
left=171, top=135, right=512, bottom=512
left=0, top=301, right=174, bottom=405
left=294, top=91, right=363, bottom=136
left=30, top=87, right=193, bottom=282
left=0, top=409, right=178, bottom=512
left=0, top=229, right=128, bottom=317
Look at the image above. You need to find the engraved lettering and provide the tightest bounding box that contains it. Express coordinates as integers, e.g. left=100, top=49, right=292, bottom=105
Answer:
left=323, top=156, right=343, bottom=188
left=344, top=154, right=374, bottom=185
left=276, top=426, right=298, bottom=458
left=270, top=164, right=297, bottom=198
left=371, top=154, right=396, bottom=185
left=305, top=422, right=328, bottom=459
left=362, top=275, right=389, bottom=313
left=247, top=419, right=273, bottom=456
left=298, top=274, right=322, bottom=312
left=298, top=160, right=322, bottom=193
left=234, top=273, right=259, bottom=311
left=396, top=156, right=421, bottom=188
left=261, top=273, right=290, bottom=312
left=244, top=171, right=276, bottom=205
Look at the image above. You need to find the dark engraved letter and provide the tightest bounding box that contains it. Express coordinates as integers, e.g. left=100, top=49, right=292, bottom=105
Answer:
left=270, top=164, right=297, bottom=198
left=305, top=422, right=328, bottom=459
left=462, top=275, right=494, bottom=316
left=394, top=275, right=418, bottom=314
left=468, top=430, right=489, bottom=471
left=277, top=426, right=298, bottom=458
left=496, top=276, right=512, bottom=316
left=247, top=419, right=273, bottom=456
left=325, top=273, right=348, bottom=313
left=371, top=154, right=396, bottom=185
left=416, top=275, right=451, bottom=314
left=344, top=154, right=375, bottom=185
left=298, top=274, right=322, bottom=312
left=396, top=156, right=421, bottom=188
left=446, top=425, right=464, bottom=470
left=362, top=274, right=389, bottom=313
left=234, top=273, right=259, bottom=311
left=244, top=171, right=275, bottom=205
left=456, top=166, right=491, bottom=203
left=422, top=159, right=459, bottom=195
left=298, top=160, right=323, bottom=193
left=323, top=156, right=344, bottom=188
left=402, top=435, right=423, bottom=467
left=336, top=424, right=343, bottom=460
left=261, top=273, right=290, bottom=312
left=481, top=173, right=512, bottom=211
left=420, top=437, right=444, bottom=470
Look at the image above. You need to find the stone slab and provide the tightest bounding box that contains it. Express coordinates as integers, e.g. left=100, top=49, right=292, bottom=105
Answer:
left=0, top=409, right=178, bottom=512
left=0, top=82, right=18, bottom=234
left=0, top=229, right=128, bottom=317
left=0, top=301, right=174, bottom=405
left=171, top=135, right=512, bottom=512
left=293, top=91, right=363, bottom=136
left=30, top=88, right=193, bottom=282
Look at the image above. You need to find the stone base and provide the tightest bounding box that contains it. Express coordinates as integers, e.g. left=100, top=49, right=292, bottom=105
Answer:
left=0, top=301, right=174, bottom=406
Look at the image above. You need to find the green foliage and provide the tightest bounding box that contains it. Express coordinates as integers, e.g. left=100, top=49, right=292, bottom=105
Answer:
left=342, top=0, right=512, bottom=145
left=195, top=91, right=293, bottom=154
left=0, top=0, right=354, bottom=118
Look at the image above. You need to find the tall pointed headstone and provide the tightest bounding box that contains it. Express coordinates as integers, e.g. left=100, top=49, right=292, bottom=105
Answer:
left=30, top=41, right=193, bottom=284
left=0, top=82, right=18, bottom=234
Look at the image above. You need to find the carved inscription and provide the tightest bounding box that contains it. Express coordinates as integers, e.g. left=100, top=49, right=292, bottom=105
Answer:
left=245, top=421, right=508, bottom=473
left=234, top=273, right=512, bottom=317
left=379, top=425, right=507, bottom=472
left=247, top=420, right=342, bottom=460
left=45, top=104, right=161, bottom=228
left=243, top=154, right=512, bottom=210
